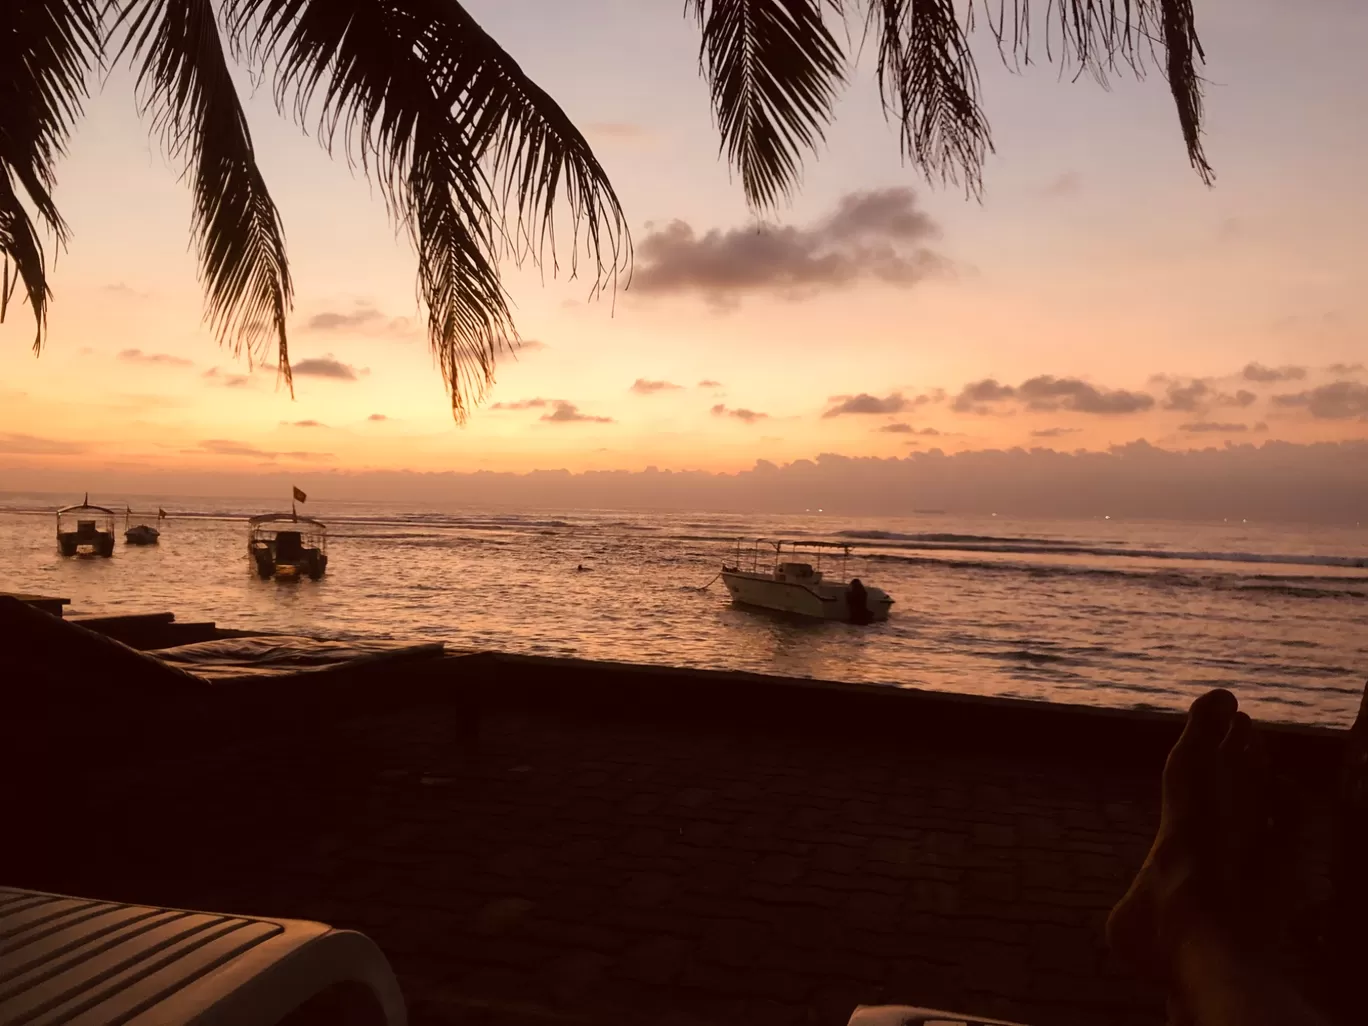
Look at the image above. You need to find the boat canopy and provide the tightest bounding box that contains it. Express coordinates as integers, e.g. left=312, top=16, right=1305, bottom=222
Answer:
left=739, top=538, right=853, bottom=553
left=57, top=501, right=116, bottom=516
left=248, top=512, right=327, bottom=529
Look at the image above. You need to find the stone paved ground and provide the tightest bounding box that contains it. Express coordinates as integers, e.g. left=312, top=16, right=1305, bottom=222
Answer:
left=21, top=700, right=1197, bottom=1026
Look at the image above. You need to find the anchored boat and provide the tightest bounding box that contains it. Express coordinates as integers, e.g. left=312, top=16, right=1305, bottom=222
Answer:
left=721, top=539, right=894, bottom=623
left=248, top=512, right=328, bottom=580
left=56, top=495, right=116, bottom=558
left=124, top=506, right=164, bottom=545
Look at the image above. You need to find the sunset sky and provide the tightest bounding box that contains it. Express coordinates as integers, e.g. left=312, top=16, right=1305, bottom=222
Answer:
left=2, top=0, right=1366, bottom=495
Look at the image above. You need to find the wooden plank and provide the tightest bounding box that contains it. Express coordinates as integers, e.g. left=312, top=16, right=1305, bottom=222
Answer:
left=0, top=593, right=70, bottom=617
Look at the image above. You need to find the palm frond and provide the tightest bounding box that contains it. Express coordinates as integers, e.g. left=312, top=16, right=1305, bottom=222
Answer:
left=970, top=0, right=1212, bottom=183
left=112, top=0, right=295, bottom=388
left=688, top=0, right=846, bottom=210
left=870, top=0, right=991, bottom=197
left=0, top=0, right=103, bottom=350
left=0, top=169, right=51, bottom=350
left=224, top=0, right=629, bottom=420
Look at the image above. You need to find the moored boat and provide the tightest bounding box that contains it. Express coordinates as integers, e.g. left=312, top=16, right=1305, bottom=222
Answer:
left=124, top=507, right=165, bottom=545
left=248, top=512, right=328, bottom=580
left=56, top=495, right=116, bottom=558
left=721, top=539, right=894, bottom=623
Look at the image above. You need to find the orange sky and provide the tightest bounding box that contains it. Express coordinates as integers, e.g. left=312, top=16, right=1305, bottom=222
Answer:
left=2, top=0, right=1366, bottom=489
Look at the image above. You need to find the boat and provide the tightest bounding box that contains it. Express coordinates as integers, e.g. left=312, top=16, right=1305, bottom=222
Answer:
left=248, top=512, right=328, bottom=580
left=721, top=539, right=894, bottom=623
left=124, top=506, right=164, bottom=545
left=56, top=495, right=116, bottom=558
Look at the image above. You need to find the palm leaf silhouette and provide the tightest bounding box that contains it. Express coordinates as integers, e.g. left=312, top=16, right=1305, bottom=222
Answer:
left=1, top=0, right=1211, bottom=416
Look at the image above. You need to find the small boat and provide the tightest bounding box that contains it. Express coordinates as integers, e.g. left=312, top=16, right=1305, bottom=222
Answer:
left=248, top=512, right=328, bottom=580
left=721, top=539, right=894, bottom=623
left=56, top=495, right=116, bottom=558
left=124, top=507, right=164, bottom=545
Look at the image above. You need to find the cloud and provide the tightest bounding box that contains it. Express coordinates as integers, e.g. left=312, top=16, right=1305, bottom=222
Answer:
left=102, top=282, right=149, bottom=299
left=367, top=414, right=388, bottom=422
left=292, top=356, right=363, bottom=380
left=1030, top=427, right=1081, bottom=438
left=879, top=422, right=915, bottom=433
left=541, top=402, right=613, bottom=424
left=630, top=378, right=683, bottom=395
left=0, top=433, right=88, bottom=455
left=1271, top=381, right=1368, bottom=420
left=497, top=339, right=547, bottom=364
left=117, top=348, right=193, bottom=368
left=202, top=367, right=252, bottom=388
left=195, top=439, right=332, bottom=460
left=1179, top=421, right=1249, bottom=433
left=305, top=305, right=412, bottom=337
left=284, top=420, right=326, bottom=428
left=491, top=398, right=553, bottom=411
left=698, top=379, right=723, bottom=389
left=1242, top=362, right=1307, bottom=383
left=822, top=392, right=925, bottom=418
left=1040, top=172, right=1083, bottom=198
left=632, top=188, right=944, bottom=307
left=583, top=121, right=652, bottom=142
left=953, top=376, right=1153, bottom=416
left=1327, top=363, right=1364, bottom=376
left=711, top=403, right=768, bottom=424
left=1161, top=379, right=1258, bottom=413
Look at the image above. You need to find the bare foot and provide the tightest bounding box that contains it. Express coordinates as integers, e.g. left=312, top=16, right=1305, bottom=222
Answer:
left=1107, top=689, right=1276, bottom=980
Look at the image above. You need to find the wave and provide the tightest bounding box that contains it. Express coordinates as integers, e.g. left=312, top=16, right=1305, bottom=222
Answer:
left=836, top=529, right=1080, bottom=546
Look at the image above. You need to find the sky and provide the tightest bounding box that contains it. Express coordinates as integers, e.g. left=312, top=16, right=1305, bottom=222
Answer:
left=1, top=0, right=1366, bottom=511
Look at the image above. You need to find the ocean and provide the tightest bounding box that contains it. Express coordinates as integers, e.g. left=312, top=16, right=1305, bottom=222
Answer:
left=2, top=493, right=1365, bottom=728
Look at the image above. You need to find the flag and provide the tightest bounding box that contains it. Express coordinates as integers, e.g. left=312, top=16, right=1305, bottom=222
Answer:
left=292, top=486, right=307, bottom=503
left=158, top=508, right=167, bottom=518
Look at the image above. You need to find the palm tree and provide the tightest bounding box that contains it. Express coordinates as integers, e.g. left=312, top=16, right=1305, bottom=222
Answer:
left=1, top=0, right=1210, bottom=419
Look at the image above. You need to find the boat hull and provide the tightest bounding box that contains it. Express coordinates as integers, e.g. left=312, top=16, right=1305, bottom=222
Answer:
left=721, top=571, right=892, bottom=623
left=124, top=526, right=160, bottom=545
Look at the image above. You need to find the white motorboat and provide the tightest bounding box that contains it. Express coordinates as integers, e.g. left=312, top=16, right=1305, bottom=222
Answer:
left=721, top=539, right=894, bottom=623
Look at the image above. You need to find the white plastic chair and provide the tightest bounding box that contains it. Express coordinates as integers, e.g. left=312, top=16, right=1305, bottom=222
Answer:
left=0, top=886, right=406, bottom=1025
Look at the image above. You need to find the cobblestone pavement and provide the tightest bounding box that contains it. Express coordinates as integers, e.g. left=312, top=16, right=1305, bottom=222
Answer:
left=26, top=704, right=1273, bottom=1026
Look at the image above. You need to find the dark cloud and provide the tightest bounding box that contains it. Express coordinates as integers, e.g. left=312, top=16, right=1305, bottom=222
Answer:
left=953, top=376, right=1153, bottom=416
left=292, top=356, right=363, bottom=380
left=0, top=432, right=88, bottom=455
left=951, top=379, right=1016, bottom=412
left=1327, top=362, right=1364, bottom=376
left=632, top=188, right=944, bottom=307
left=1031, top=427, right=1081, bottom=438
left=284, top=420, right=326, bottom=428
left=879, top=423, right=914, bottom=434
left=698, top=379, right=723, bottom=389
left=117, top=348, right=193, bottom=368
left=1179, top=422, right=1249, bottom=433
left=202, top=367, right=252, bottom=388
left=631, top=378, right=683, bottom=395
left=305, top=305, right=412, bottom=336
left=711, top=404, right=768, bottom=424
left=822, top=392, right=921, bottom=418
left=367, top=414, right=388, bottom=422
left=1161, top=379, right=1258, bottom=413
left=541, top=402, right=613, bottom=424
left=1243, top=362, right=1307, bottom=383
left=1271, top=381, right=1368, bottom=419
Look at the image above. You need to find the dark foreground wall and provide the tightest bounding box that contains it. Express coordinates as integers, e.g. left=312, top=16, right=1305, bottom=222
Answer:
left=3, top=644, right=1348, bottom=1026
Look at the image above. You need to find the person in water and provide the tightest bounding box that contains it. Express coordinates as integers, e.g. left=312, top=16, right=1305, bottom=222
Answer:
left=1108, top=686, right=1368, bottom=1026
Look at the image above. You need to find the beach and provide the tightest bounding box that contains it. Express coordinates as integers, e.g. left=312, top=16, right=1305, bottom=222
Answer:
left=3, top=494, right=1366, bottom=727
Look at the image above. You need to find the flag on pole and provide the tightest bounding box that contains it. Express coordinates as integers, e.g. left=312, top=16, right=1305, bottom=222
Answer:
left=293, top=486, right=307, bottom=503
left=158, top=508, right=167, bottom=518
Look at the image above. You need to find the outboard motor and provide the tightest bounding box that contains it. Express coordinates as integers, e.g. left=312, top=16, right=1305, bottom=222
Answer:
left=847, top=578, right=871, bottom=625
